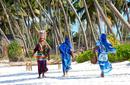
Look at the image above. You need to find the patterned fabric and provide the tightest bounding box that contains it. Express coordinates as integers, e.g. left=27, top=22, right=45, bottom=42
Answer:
left=34, top=44, right=50, bottom=59
left=96, top=34, right=116, bottom=73
left=59, top=37, right=72, bottom=73
left=34, top=43, right=50, bottom=75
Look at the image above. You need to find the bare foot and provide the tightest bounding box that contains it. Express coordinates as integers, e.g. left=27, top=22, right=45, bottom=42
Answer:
left=38, top=76, right=41, bottom=78
left=101, top=73, right=104, bottom=77
left=42, top=75, right=46, bottom=78
left=62, top=74, right=66, bottom=77
left=66, top=72, right=68, bottom=77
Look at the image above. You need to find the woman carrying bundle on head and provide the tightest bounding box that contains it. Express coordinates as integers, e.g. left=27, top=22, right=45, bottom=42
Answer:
left=32, top=30, right=50, bottom=78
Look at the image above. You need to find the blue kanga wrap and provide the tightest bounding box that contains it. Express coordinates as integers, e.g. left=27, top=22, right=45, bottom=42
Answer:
left=96, top=33, right=116, bottom=73
left=59, top=37, right=72, bottom=73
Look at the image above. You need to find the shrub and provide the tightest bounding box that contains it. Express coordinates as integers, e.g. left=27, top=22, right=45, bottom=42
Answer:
left=8, top=40, right=24, bottom=62
left=108, top=44, right=130, bottom=62
left=76, top=50, right=94, bottom=63
left=76, top=44, right=130, bottom=63
left=107, top=34, right=120, bottom=46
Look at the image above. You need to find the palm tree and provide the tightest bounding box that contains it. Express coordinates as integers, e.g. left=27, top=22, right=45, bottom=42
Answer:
left=94, top=0, right=114, bottom=35
left=66, top=0, right=88, bottom=49
left=0, top=0, right=16, bottom=39
left=1, top=0, right=130, bottom=58
left=83, top=0, right=97, bottom=43
left=0, top=27, right=10, bottom=44
left=59, top=0, right=72, bottom=42
left=125, top=0, right=130, bottom=23
left=106, top=0, right=130, bottom=31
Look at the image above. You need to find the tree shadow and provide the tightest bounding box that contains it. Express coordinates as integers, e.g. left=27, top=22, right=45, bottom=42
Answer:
left=47, top=69, right=97, bottom=74
left=0, top=72, right=37, bottom=77
left=110, top=73, right=130, bottom=77
left=45, top=75, right=100, bottom=80
left=0, top=77, right=38, bottom=84
left=126, top=63, right=130, bottom=66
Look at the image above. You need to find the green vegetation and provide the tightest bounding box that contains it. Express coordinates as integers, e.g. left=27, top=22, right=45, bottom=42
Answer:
left=76, top=44, right=130, bottom=63
left=108, top=44, right=130, bottom=62
left=8, top=41, right=24, bottom=62
left=76, top=50, right=94, bottom=63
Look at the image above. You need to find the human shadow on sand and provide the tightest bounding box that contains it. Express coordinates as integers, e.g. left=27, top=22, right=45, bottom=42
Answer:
left=45, top=75, right=100, bottom=80
left=47, top=69, right=97, bottom=74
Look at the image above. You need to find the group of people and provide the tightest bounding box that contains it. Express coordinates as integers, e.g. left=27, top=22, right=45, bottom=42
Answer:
left=32, top=30, right=116, bottom=78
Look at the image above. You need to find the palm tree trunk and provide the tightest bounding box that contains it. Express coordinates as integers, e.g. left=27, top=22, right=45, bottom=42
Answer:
left=78, top=27, right=81, bottom=49
left=59, top=0, right=72, bottom=42
left=94, top=0, right=115, bottom=35
left=125, top=0, right=130, bottom=24
left=66, top=0, right=88, bottom=50
left=25, top=8, right=35, bottom=48
left=83, top=0, right=97, bottom=43
left=36, top=0, right=63, bottom=44
left=19, top=17, right=32, bottom=49
left=0, top=0, right=16, bottom=39
left=28, top=29, right=35, bottom=49
left=106, top=0, right=130, bottom=31
left=54, top=28, right=59, bottom=55
left=96, top=7, right=102, bottom=34
left=27, top=0, right=36, bottom=18
left=36, top=0, right=53, bottom=24
left=112, top=14, right=122, bottom=41
left=52, top=17, right=63, bottom=44
left=10, top=16, right=29, bottom=57
left=55, top=15, right=64, bottom=42
left=0, top=28, right=10, bottom=44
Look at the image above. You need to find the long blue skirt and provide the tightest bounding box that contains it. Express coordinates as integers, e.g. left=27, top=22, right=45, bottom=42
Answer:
left=98, top=53, right=112, bottom=73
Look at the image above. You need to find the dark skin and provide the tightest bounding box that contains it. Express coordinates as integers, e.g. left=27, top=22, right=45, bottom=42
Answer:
left=71, top=51, right=75, bottom=62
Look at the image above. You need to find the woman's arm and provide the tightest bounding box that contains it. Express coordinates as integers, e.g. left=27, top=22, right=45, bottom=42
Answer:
left=93, top=46, right=98, bottom=56
left=32, top=44, right=39, bottom=56
left=70, top=51, right=74, bottom=58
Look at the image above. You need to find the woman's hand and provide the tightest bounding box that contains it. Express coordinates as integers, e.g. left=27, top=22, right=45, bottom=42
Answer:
left=72, top=58, right=75, bottom=62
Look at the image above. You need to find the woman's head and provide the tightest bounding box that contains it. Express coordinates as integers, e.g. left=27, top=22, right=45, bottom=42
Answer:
left=39, top=38, right=45, bottom=45
left=100, top=33, right=107, bottom=43
left=99, top=33, right=114, bottom=51
left=64, top=36, right=72, bottom=49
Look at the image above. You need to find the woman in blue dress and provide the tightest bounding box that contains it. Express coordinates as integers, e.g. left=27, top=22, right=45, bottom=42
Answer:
left=59, top=36, right=74, bottom=77
left=93, top=33, right=116, bottom=77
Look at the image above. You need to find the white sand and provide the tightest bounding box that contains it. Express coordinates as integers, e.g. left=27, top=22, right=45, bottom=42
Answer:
left=0, top=61, right=130, bottom=85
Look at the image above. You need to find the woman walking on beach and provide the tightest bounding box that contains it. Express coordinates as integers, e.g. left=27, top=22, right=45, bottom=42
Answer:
left=93, top=33, right=116, bottom=77
left=59, top=36, right=74, bottom=77
left=33, top=31, right=50, bottom=78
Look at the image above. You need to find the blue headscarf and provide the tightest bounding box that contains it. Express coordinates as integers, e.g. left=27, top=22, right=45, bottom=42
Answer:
left=59, top=37, right=72, bottom=54
left=100, top=33, right=116, bottom=53
left=64, top=37, right=72, bottom=49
